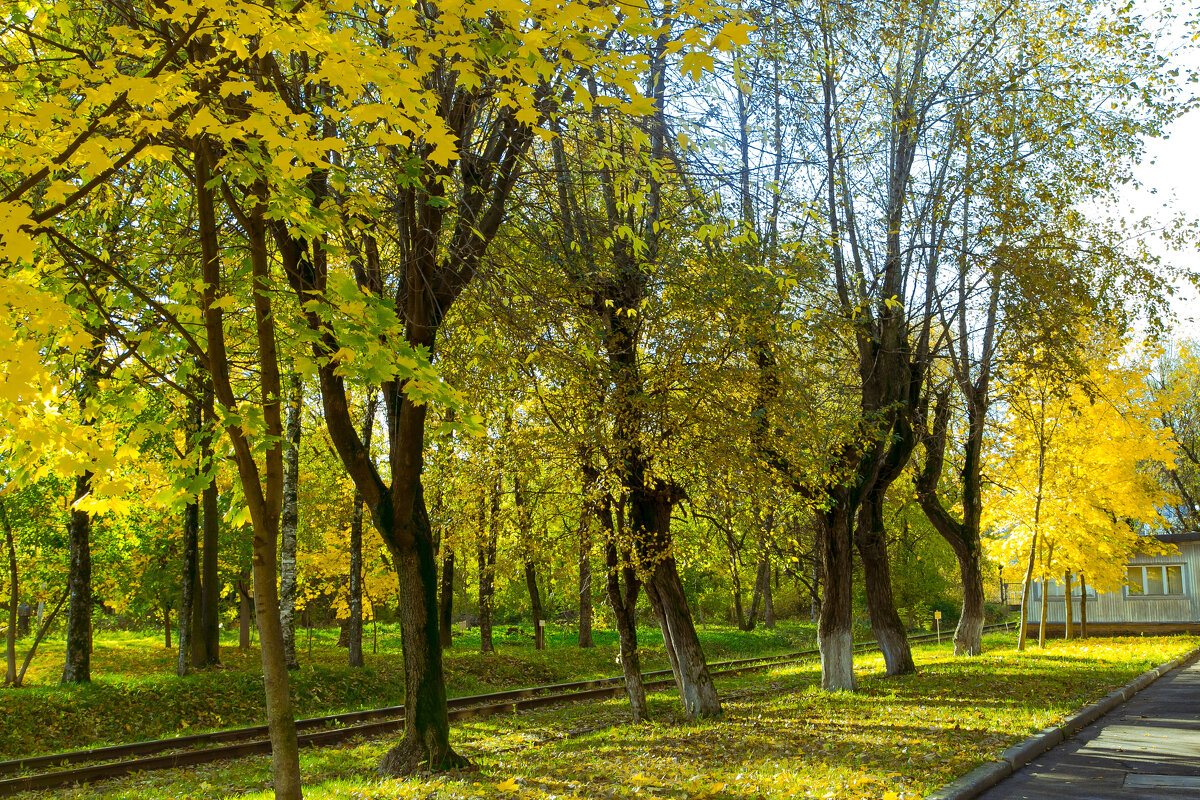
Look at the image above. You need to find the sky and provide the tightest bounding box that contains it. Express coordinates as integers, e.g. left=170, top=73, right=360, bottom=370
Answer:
left=1112, top=6, right=1200, bottom=334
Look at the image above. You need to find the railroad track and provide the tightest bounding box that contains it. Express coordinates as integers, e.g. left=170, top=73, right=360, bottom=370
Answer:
left=0, top=623, right=1013, bottom=796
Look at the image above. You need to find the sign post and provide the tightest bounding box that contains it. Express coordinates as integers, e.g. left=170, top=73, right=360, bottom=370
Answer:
left=934, top=610, right=942, bottom=644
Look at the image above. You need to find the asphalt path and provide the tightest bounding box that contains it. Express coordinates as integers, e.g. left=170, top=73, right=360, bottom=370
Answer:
left=977, top=658, right=1200, bottom=799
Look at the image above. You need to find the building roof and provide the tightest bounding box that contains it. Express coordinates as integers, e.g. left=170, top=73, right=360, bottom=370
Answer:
left=1155, top=531, right=1200, bottom=544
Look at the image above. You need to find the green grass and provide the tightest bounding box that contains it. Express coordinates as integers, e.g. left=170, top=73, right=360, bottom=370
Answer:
left=4, top=631, right=1195, bottom=799
left=0, top=621, right=817, bottom=759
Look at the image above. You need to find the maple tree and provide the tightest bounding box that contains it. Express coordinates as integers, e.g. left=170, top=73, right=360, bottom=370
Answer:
left=987, top=334, right=1178, bottom=649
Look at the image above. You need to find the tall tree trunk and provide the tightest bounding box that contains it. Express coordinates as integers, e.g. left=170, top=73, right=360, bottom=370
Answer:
left=1079, top=573, right=1088, bottom=638
left=1038, top=573, right=1049, bottom=649
left=2, top=500, right=17, bottom=686
left=917, top=389, right=992, bottom=657
left=1017, top=529, right=1039, bottom=652
left=630, top=485, right=722, bottom=719
left=62, top=470, right=94, bottom=685
left=577, top=511, right=594, bottom=648
left=1063, top=571, right=1073, bottom=641
left=197, top=382, right=221, bottom=667
left=478, top=485, right=498, bottom=654
left=238, top=572, right=251, bottom=650
left=855, top=492, right=914, bottom=675
left=604, top=536, right=647, bottom=722
left=163, top=604, right=172, bottom=649
left=525, top=562, right=545, bottom=650
left=732, top=569, right=747, bottom=630
left=816, top=504, right=856, bottom=691
left=177, top=499, right=199, bottom=676
left=747, top=555, right=770, bottom=631
left=1037, top=544, right=1053, bottom=649
left=197, top=131, right=301, bottom=800
left=438, top=549, right=454, bottom=649
left=376, top=483, right=467, bottom=773
left=347, top=393, right=377, bottom=669
left=763, top=554, right=776, bottom=629
left=279, top=372, right=303, bottom=671
left=180, top=382, right=204, bottom=675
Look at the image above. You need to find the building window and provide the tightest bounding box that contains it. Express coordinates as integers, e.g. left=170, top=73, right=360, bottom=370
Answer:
left=1126, top=565, right=1185, bottom=597
left=1044, top=581, right=1097, bottom=599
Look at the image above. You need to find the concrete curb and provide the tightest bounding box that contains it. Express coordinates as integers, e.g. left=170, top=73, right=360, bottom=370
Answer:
left=925, top=644, right=1200, bottom=800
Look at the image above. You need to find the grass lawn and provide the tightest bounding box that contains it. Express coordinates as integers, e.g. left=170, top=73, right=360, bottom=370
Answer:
left=0, top=621, right=817, bottom=759
left=6, top=631, right=1196, bottom=800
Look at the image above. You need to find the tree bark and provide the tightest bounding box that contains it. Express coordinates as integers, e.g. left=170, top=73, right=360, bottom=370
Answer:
left=1080, top=573, right=1088, bottom=639
left=743, top=556, right=768, bottom=632
left=177, top=499, right=199, bottom=676
left=62, top=470, right=94, bottom=685
left=603, top=534, right=647, bottom=722
left=376, top=482, right=467, bottom=773
left=577, top=509, right=594, bottom=648
left=438, top=549, right=454, bottom=650
left=197, top=381, right=221, bottom=667
left=815, top=504, right=856, bottom=691
left=238, top=572, right=251, bottom=650
left=524, top=562, right=545, bottom=649
left=163, top=604, right=172, bottom=649
left=630, top=483, right=722, bottom=719
left=1063, top=571, right=1073, bottom=641
left=180, top=381, right=204, bottom=675
left=855, top=492, right=914, bottom=675
left=763, top=554, right=776, bottom=629
left=279, top=371, right=303, bottom=671
left=478, top=485, right=498, bottom=654
left=348, top=393, right=377, bottom=669
left=2, top=500, right=17, bottom=686
left=194, top=130, right=301, bottom=799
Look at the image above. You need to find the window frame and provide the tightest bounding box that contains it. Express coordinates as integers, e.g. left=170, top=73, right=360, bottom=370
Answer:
left=1124, top=564, right=1187, bottom=598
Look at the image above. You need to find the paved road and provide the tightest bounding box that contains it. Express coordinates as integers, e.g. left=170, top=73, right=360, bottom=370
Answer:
left=978, top=658, right=1200, bottom=799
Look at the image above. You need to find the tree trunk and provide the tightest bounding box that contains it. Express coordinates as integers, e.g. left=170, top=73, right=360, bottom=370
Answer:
left=478, top=486, right=498, bottom=654
left=630, top=485, right=722, bottom=719
left=248, top=514, right=303, bottom=800
left=178, top=497, right=199, bottom=675
left=238, top=572, right=251, bottom=650
left=604, top=538, right=647, bottom=722
left=279, top=372, right=303, bottom=671
left=196, top=140, right=301, bottom=799
left=377, top=483, right=468, bottom=773
left=952, top=543, right=986, bottom=656
left=1037, top=571, right=1049, bottom=648
left=163, top=604, right=172, bottom=649
left=744, top=555, right=769, bottom=632
left=855, top=494, right=915, bottom=676
left=62, top=470, right=94, bottom=685
left=811, top=554, right=822, bottom=624
left=2, top=500, right=17, bottom=686
left=763, top=555, right=776, bottom=629
left=348, top=393, right=377, bottom=669
left=1016, top=528, right=1040, bottom=652
left=438, top=549, right=454, bottom=650
left=732, top=571, right=747, bottom=630
left=525, top=562, right=545, bottom=650
left=577, top=511, right=594, bottom=648
left=816, top=505, right=856, bottom=691
left=1080, top=574, right=1088, bottom=638
left=197, top=383, right=221, bottom=667
left=1063, top=571, right=1073, bottom=641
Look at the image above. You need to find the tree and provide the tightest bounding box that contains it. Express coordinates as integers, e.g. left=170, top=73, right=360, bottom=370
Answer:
left=987, top=336, right=1178, bottom=648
